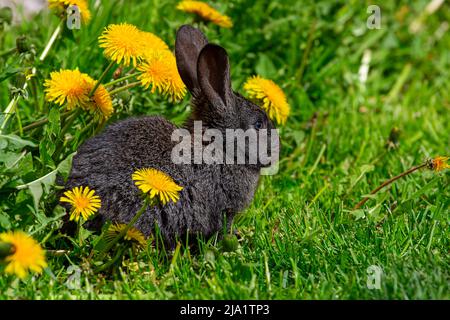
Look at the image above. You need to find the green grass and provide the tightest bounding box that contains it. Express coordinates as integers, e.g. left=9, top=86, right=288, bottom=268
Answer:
left=0, top=0, right=449, bottom=299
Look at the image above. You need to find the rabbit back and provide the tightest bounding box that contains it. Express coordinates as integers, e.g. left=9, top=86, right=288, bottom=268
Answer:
left=65, top=116, right=189, bottom=236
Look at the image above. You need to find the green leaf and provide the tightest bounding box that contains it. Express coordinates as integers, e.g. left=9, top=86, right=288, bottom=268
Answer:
left=27, top=182, right=43, bottom=211
left=0, top=134, right=36, bottom=150
left=17, top=152, right=34, bottom=175
left=28, top=204, right=66, bottom=236
left=47, top=107, right=61, bottom=136
left=80, top=227, right=93, bottom=242
left=0, top=211, right=12, bottom=229
left=57, top=152, right=75, bottom=180
left=16, top=170, right=57, bottom=210
left=15, top=153, right=76, bottom=210
left=0, top=151, right=26, bottom=168
left=39, top=140, right=55, bottom=166
left=93, top=237, right=108, bottom=252
left=93, top=221, right=112, bottom=252
left=0, top=66, right=21, bottom=83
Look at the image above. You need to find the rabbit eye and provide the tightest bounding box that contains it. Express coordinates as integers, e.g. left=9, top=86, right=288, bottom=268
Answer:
left=254, top=121, right=263, bottom=130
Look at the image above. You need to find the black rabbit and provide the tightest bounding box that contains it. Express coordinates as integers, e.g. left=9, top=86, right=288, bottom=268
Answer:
left=64, top=25, right=279, bottom=248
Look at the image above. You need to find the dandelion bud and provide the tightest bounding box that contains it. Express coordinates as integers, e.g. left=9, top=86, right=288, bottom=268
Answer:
left=16, top=35, right=30, bottom=54
left=0, top=7, right=13, bottom=26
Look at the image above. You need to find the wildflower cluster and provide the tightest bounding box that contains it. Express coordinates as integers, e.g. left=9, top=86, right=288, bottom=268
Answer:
left=1, top=0, right=289, bottom=280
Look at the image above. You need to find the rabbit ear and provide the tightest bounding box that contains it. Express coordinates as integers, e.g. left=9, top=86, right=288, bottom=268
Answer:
left=197, top=44, right=233, bottom=110
left=175, top=25, right=209, bottom=93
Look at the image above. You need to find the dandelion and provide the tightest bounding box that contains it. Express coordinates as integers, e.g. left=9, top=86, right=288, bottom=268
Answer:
left=60, top=186, right=101, bottom=222
left=48, top=0, right=92, bottom=24
left=244, top=75, right=290, bottom=125
left=99, top=23, right=148, bottom=67
left=132, top=168, right=183, bottom=205
left=0, top=231, right=47, bottom=279
left=177, top=1, right=233, bottom=28
left=84, top=77, right=114, bottom=119
left=354, top=156, right=450, bottom=209
left=140, top=31, right=169, bottom=53
left=105, top=223, right=147, bottom=248
left=428, top=156, right=450, bottom=172
left=137, top=49, right=186, bottom=101
left=44, top=70, right=114, bottom=118
left=44, top=69, right=91, bottom=110
left=90, top=83, right=113, bottom=119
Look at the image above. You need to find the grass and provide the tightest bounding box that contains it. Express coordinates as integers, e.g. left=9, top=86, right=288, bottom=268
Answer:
left=0, top=0, right=449, bottom=299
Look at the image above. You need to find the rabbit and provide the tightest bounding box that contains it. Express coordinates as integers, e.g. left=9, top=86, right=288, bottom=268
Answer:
left=63, top=25, right=279, bottom=249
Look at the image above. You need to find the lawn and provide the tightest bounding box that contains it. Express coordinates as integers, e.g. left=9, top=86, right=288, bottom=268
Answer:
left=0, top=0, right=448, bottom=299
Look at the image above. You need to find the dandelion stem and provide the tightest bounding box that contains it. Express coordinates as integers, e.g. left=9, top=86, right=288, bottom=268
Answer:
left=60, top=109, right=82, bottom=137
left=77, top=219, right=83, bottom=247
left=15, top=104, right=23, bottom=135
left=46, top=249, right=70, bottom=257
left=39, top=22, right=63, bottom=62
left=94, top=245, right=127, bottom=273
left=353, top=162, right=428, bottom=210
left=14, top=110, right=73, bottom=134
left=108, top=81, right=140, bottom=95
left=30, top=77, right=41, bottom=112
left=104, top=73, right=140, bottom=87
left=0, top=47, right=16, bottom=57
left=89, top=61, right=115, bottom=97
left=78, top=116, right=97, bottom=136
left=93, top=120, right=106, bottom=135
left=53, top=109, right=82, bottom=160
left=0, top=97, right=19, bottom=134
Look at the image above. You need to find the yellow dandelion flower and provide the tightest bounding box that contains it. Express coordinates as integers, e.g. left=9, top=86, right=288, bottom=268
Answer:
left=48, top=0, right=91, bottom=23
left=83, top=76, right=114, bottom=119
left=132, top=168, right=183, bottom=205
left=44, top=69, right=91, bottom=110
left=140, top=31, right=169, bottom=53
left=44, top=70, right=114, bottom=118
left=428, top=156, right=450, bottom=172
left=90, top=83, right=113, bottom=119
left=177, top=1, right=233, bottom=28
left=60, top=186, right=101, bottom=222
left=105, top=223, right=147, bottom=248
left=244, top=75, right=290, bottom=125
left=137, top=49, right=186, bottom=101
left=99, top=23, right=146, bottom=67
left=0, top=231, right=47, bottom=279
